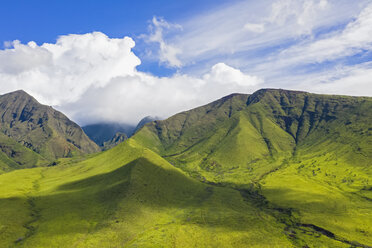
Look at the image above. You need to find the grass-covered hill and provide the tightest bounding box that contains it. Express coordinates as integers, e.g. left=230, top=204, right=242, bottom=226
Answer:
left=0, top=90, right=100, bottom=171
left=132, top=88, right=372, bottom=246
left=0, top=89, right=371, bottom=247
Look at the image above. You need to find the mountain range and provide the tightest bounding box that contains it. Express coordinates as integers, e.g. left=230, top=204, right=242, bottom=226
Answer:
left=82, top=116, right=160, bottom=149
left=0, top=89, right=371, bottom=247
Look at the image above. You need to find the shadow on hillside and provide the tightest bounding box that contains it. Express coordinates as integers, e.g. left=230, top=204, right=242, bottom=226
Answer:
left=0, top=157, right=281, bottom=239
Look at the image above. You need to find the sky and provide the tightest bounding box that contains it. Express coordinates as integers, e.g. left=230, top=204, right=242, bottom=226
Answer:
left=0, top=0, right=371, bottom=125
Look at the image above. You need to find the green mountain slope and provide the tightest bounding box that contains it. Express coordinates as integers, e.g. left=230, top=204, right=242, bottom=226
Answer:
left=0, top=90, right=100, bottom=170
left=102, top=132, right=128, bottom=151
left=0, top=89, right=371, bottom=247
left=132, top=89, right=372, bottom=246
left=0, top=132, right=48, bottom=172
left=0, top=139, right=303, bottom=248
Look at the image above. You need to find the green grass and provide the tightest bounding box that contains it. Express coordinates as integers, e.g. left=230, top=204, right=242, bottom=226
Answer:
left=131, top=89, right=372, bottom=247
left=0, top=139, right=296, bottom=247
left=0, top=89, right=371, bottom=247
left=0, top=133, right=48, bottom=173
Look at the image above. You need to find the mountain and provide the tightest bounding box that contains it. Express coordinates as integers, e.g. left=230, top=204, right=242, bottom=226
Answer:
left=83, top=117, right=160, bottom=149
left=0, top=90, right=100, bottom=171
left=82, top=123, right=135, bottom=146
left=0, top=89, right=371, bottom=247
left=132, top=88, right=372, bottom=246
left=102, top=132, right=128, bottom=151
left=133, top=116, right=161, bottom=134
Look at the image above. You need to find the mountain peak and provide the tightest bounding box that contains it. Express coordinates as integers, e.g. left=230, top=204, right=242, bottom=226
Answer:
left=0, top=90, right=100, bottom=164
left=3, top=89, right=31, bottom=97
left=247, top=88, right=309, bottom=105
left=1, top=89, right=39, bottom=105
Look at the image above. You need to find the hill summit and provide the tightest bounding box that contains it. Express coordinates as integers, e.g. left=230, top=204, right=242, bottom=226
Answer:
left=0, top=90, right=99, bottom=170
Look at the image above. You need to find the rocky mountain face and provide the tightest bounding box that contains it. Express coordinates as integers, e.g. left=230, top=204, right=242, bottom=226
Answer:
left=133, top=116, right=161, bottom=134
left=133, top=89, right=372, bottom=183
left=0, top=90, right=100, bottom=170
left=102, top=132, right=128, bottom=151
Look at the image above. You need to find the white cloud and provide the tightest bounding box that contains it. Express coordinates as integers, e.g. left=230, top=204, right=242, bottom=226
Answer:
left=268, top=0, right=329, bottom=35
left=62, top=62, right=262, bottom=125
left=275, top=3, right=372, bottom=65
left=149, top=0, right=362, bottom=69
left=0, top=32, right=140, bottom=105
left=203, top=63, right=262, bottom=87
left=143, top=17, right=183, bottom=68
left=1, top=1, right=372, bottom=126
left=295, top=62, right=372, bottom=96
left=244, top=23, right=265, bottom=33
left=0, top=32, right=262, bottom=125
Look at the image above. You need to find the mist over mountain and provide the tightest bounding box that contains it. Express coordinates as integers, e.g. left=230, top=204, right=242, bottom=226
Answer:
left=82, top=123, right=136, bottom=147
left=133, top=116, right=162, bottom=134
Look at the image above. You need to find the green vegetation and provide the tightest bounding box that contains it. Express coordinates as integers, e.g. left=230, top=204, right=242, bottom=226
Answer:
left=0, top=89, right=371, bottom=247
left=132, top=89, right=372, bottom=247
left=0, top=90, right=100, bottom=172
left=102, top=132, right=128, bottom=151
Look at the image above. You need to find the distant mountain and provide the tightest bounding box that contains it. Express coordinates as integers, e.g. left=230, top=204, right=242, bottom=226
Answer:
left=133, top=116, right=161, bottom=133
left=102, top=132, right=127, bottom=151
left=0, top=90, right=100, bottom=170
left=83, top=116, right=160, bottom=149
left=82, top=123, right=135, bottom=147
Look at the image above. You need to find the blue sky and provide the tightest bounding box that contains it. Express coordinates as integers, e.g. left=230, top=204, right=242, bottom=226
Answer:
left=0, top=0, right=230, bottom=43
left=0, top=0, right=371, bottom=124
left=0, top=0, right=238, bottom=76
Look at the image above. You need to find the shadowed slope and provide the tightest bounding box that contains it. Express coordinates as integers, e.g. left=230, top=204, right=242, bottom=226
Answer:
left=0, top=139, right=298, bottom=247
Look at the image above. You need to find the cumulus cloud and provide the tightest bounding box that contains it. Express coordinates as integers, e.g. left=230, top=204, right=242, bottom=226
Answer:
left=203, top=63, right=262, bottom=87
left=0, top=32, right=140, bottom=105
left=62, top=62, right=262, bottom=125
left=0, top=32, right=262, bottom=125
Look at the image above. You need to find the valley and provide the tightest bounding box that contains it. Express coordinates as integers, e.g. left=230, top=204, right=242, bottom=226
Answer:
left=0, top=89, right=371, bottom=247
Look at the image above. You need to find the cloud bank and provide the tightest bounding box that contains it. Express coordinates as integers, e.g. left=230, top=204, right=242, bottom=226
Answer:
left=1, top=0, right=372, bottom=126
left=0, top=32, right=261, bottom=125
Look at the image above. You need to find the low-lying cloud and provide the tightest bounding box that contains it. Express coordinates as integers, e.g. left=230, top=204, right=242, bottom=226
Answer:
left=0, top=32, right=262, bottom=125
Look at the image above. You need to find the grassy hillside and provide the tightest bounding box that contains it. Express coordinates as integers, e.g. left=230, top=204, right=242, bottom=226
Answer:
left=0, top=132, right=48, bottom=173
left=0, top=89, right=371, bottom=247
left=0, top=90, right=100, bottom=170
left=0, top=139, right=302, bottom=247
left=132, top=89, right=372, bottom=247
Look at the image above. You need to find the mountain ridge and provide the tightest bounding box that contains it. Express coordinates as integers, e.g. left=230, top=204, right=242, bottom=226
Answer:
left=0, top=90, right=100, bottom=170
left=0, top=88, right=371, bottom=247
